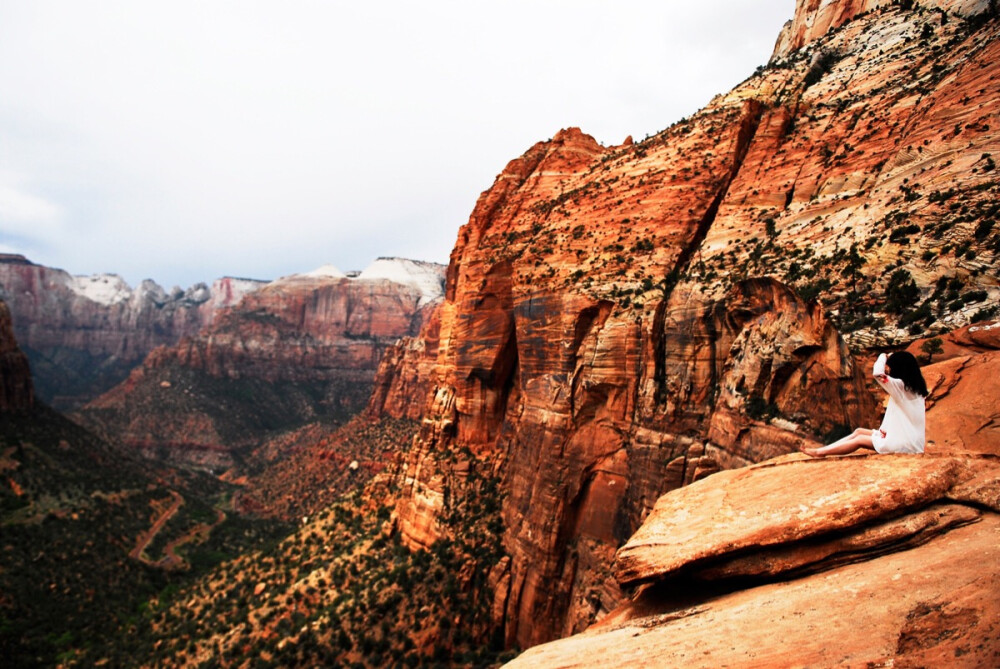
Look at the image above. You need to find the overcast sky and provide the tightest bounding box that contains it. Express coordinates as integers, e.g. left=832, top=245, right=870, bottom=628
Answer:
left=0, top=1, right=792, bottom=289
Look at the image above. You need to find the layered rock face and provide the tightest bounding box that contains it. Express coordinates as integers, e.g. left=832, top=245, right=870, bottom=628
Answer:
left=0, top=299, right=33, bottom=411
left=506, top=451, right=1000, bottom=668
left=0, top=254, right=264, bottom=408
left=913, top=321, right=1000, bottom=455
left=374, top=2, right=1000, bottom=650
left=772, top=0, right=991, bottom=58
left=75, top=259, right=444, bottom=469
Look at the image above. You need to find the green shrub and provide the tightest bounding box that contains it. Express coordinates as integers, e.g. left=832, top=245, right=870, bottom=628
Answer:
left=885, top=269, right=920, bottom=314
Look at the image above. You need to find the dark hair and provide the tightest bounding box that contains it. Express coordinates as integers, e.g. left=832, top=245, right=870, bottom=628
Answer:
left=887, top=351, right=928, bottom=397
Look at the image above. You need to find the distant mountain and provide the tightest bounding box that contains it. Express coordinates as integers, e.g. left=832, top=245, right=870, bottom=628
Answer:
left=72, top=258, right=445, bottom=471
left=0, top=254, right=265, bottom=409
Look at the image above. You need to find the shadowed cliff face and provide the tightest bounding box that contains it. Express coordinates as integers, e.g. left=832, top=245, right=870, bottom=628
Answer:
left=373, top=2, right=1000, bottom=650
left=0, top=299, right=33, bottom=411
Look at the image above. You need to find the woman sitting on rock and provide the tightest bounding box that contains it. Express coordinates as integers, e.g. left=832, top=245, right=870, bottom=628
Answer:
left=801, top=351, right=927, bottom=457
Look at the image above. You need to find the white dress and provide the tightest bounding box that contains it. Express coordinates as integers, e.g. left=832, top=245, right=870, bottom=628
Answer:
left=870, top=353, right=925, bottom=454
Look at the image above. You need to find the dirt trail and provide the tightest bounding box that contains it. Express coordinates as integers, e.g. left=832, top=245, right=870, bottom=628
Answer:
left=160, top=507, right=227, bottom=569
left=130, top=490, right=184, bottom=564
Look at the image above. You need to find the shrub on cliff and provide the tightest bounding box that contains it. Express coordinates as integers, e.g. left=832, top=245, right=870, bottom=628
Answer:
left=803, top=49, right=841, bottom=90
left=885, top=269, right=920, bottom=314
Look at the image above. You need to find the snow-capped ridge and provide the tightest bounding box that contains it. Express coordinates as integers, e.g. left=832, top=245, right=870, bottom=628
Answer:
left=357, top=257, right=446, bottom=306
left=69, top=274, right=132, bottom=306
left=271, top=264, right=347, bottom=285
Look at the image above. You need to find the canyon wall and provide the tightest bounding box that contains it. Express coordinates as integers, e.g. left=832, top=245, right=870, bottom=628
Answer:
left=0, top=254, right=264, bottom=408
left=0, top=299, right=33, bottom=412
left=772, top=0, right=991, bottom=58
left=74, top=259, right=445, bottom=469
left=372, top=2, right=1000, bottom=650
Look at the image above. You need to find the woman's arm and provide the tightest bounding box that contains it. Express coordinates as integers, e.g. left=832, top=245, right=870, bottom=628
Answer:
left=873, top=353, right=888, bottom=383
left=873, top=352, right=908, bottom=398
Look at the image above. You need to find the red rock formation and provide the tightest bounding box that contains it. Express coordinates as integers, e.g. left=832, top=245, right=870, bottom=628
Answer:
left=365, top=306, right=443, bottom=421
left=505, top=452, right=1000, bottom=668
left=0, top=254, right=264, bottom=408
left=906, top=318, right=1000, bottom=363
left=373, top=2, right=1000, bottom=651
left=0, top=299, right=33, bottom=411
left=772, top=0, right=990, bottom=58
left=915, top=319, right=1000, bottom=455
left=75, top=265, right=444, bottom=468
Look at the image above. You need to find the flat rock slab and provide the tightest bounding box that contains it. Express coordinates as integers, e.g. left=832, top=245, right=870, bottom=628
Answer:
left=615, top=453, right=1000, bottom=587
left=506, top=515, right=1000, bottom=668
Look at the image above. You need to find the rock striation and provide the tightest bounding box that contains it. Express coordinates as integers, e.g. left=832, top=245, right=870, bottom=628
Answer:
left=0, top=299, right=33, bottom=411
left=772, top=0, right=991, bottom=59
left=368, top=1, right=1000, bottom=651
left=74, top=259, right=445, bottom=469
left=505, top=452, right=1000, bottom=668
left=0, top=254, right=265, bottom=408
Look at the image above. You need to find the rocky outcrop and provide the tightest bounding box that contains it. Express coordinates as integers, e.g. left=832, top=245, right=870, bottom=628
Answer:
left=772, top=0, right=991, bottom=59
left=914, top=320, right=1000, bottom=455
left=0, top=299, right=33, bottom=411
left=614, top=453, right=998, bottom=586
left=74, top=259, right=445, bottom=469
left=365, top=306, right=442, bottom=421
left=372, top=2, right=1000, bottom=651
left=505, top=452, right=1000, bottom=668
left=0, top=254, right=264, bottom=408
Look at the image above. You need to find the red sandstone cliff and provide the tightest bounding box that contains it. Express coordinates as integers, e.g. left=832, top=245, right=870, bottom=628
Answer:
left=772, top=0, right=991, bottom=58
left=368, top=2, right=1000, bottom=651
left=507, top=334, right=999, bottom=665
left=0, top=254, right=264, bottom=408
left=74, top=260, right=445, bottom=469
left=0, top=299, right=33, bottom=412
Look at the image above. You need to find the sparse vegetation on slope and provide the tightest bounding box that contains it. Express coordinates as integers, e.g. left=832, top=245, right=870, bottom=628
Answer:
left=101, top=456, right=511, bottom=668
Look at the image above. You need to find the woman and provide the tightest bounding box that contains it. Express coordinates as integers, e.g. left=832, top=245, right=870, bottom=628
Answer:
left=801, top=351, right=928, bottom=457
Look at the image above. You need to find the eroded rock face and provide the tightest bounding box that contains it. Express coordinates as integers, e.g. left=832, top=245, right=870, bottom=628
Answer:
left=0, top=299, right=33, bottom=411
left=0, top=254, right=264, bottom=408
left=376, top=3, right=1000, bottom=651
left=918, top=323, right=1000, bottom=455
left=392, top=167, right=878, bottom=649
left=74, top=266, right=444, bottom=468
left=772, top=0, right=990, bottom=58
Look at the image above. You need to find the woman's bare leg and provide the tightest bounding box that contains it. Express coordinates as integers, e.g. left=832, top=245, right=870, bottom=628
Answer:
left=801, top=430, right=876, bottom=458
left=822, top=428, right=871, bottom=450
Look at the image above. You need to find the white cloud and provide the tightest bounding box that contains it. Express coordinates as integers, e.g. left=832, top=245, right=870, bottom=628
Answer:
left=0, top=0, right=793, bottom=287
left=0, top=184, right=62, bottom=224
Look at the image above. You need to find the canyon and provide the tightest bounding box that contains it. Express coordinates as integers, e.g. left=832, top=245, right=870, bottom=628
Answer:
left=0, top=253, right=265, bottom=409
left=3, top=0, right=1000, bottom=666
left=72, top=258, right=445, bottom=470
